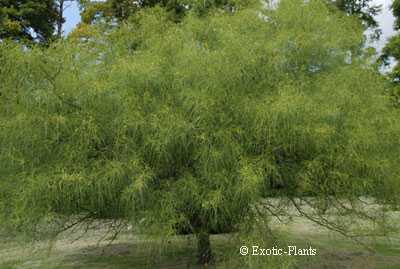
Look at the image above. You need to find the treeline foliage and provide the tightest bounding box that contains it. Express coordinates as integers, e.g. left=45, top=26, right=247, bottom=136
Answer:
left=382, top=0, right=400, bottom=103
left=1, top=0, right=400, bottom=264
left=0, top=0, right=60, bottom=43
left=0, top=0, right=382, bottom=44
left=78, top=0, right=381, bottom=29
left=331, top=0, right=381, bottom=37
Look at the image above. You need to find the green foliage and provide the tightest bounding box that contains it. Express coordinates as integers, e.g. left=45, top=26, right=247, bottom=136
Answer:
left=78, top=0, right=254, bottom=25
left=393, top=0, right=400, bottom=29
left=329, top=0, right=381, bottom=37
left=382, top=35, right=400, bottom=86
left=77, top=0, right=381, bottom=39
left=0, top=0, right=59, bottom=43
left=381, top=0, right=400, bottom=103
left=1, top=0, right=400, bottom=263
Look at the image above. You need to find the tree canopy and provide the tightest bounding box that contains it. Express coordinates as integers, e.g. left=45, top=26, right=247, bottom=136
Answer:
left=330, top=0, right=381, bottom=36
left=0, top=0, right=60, bottom=43
left=1, top=0, right=400, bottom=265
left=76, top=0, right=381, bottom=37
left=382, top=0, right=400, bottom=68
left=381, top=0, right=400, bottom=103
left=0, top=0, right=382, bottom=43
left=78, top=0, right=252, bottom=24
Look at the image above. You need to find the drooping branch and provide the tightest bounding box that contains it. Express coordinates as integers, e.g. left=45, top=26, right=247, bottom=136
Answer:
left=289, top=197, right=378, bottom=252
left=38, top=61, right=82, bottom=110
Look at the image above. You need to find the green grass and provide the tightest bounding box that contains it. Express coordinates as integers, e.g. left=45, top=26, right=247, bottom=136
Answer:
left=287, top=232, right=400, bottom=269
left=0, top=217, right=400, bottom=269
left=1, top=225, right=400, bottom=269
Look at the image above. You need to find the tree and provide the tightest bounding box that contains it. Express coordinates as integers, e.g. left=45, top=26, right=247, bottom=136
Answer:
left=329, top=0, right=381, bottom=38
left=0, top=0, right=60, bottom=43
left=1, top=0, right=400, bottom=266
left=383, top=0, right=400, bottom=82
left=78, top=0, right=251, bottom=25
left=381, top=0, right=400, bottom=104
left=55, top=0, right=76, bottom=38
left=77, top=0, right=381, bottom=36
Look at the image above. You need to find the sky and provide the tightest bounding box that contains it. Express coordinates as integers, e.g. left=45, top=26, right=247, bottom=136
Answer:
left=63, top=0, right=397, bottom=52
left=371, top=0, right=397, bottom=52
left=63, top=1, right=81, bottom=36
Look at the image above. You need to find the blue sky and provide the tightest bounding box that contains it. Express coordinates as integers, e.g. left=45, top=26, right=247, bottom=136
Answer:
left=63, top=1, right=81, bottom=35
left=63, top=0, right=397, bottom=52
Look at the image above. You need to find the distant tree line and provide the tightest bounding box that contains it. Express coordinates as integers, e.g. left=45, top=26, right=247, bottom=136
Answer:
left=0, top=0, right=383, bottom=43
left=382, top=0, right=400, bottom=102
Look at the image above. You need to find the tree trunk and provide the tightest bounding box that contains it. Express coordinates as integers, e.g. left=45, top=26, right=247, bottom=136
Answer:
left=197, top=231, right=213, bottom=265
left=57, top=0, right=64, bottom=38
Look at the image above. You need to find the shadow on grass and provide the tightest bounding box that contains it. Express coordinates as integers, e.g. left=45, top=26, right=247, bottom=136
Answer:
left=1, top=232, right=400, bottom=269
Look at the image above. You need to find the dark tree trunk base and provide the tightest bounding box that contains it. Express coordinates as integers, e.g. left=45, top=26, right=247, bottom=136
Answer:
left=197, top=232, right=213, bottom=265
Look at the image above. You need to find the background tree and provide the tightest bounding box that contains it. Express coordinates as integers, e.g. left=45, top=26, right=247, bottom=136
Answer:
left=382, top=0, right=400, bottom=81
left=78, top=0, right=252, bottom=25
left=329, top=0, right=381, bottom=38
left=0, top=0, right=59, bottom=43
left=76, top=0, right=381, bottom=36
left=55, top=0, right=75, bottom=38
left=381, top=0, right=400, bottom=104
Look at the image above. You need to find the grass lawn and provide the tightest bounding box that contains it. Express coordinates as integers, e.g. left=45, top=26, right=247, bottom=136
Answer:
left=1, top=217, right=399, bottom=269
